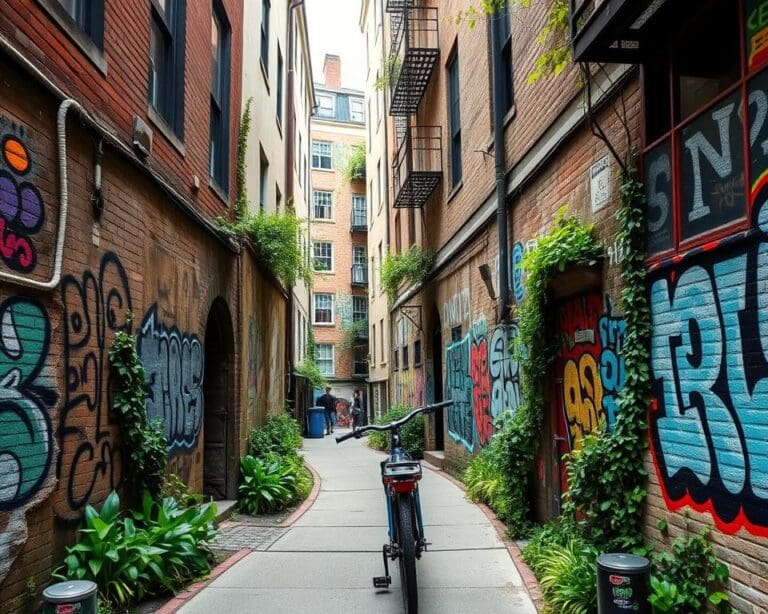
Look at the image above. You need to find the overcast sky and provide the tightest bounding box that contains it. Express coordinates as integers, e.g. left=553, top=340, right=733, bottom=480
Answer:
left=305, top=0, right=366, bottom=90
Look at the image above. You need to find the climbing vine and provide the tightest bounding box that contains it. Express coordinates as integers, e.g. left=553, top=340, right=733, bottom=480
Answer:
left=561, top=168, right=652, bottom=551
left=236, top=98, right=253, bottom=221
left=340, top=143, right=366, bottom=183
left=109, top=315, right=168, bottom=500
left=380, top=246, right=435, bottom=304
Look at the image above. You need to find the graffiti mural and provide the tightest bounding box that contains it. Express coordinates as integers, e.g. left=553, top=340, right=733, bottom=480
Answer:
left=394, top=367, right=425, bottom=408
left=512, top=242, right=526, bottom=302
left=138, top=305, right=204, bottom=453
left=443, top=288, right=471, bottom=329
left=555, top=293, right=625, bottom=450
left=445, top=316, right=521, bottom=452
left=247, top=316, right=260, bottom=413
left=56, top=252, right=132, bottom=520
left=0, top=296, right=56, bottom=583
left=0, top=131, right=45, bottom=273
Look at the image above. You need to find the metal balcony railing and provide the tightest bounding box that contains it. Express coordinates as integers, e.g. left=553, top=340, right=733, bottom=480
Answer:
left=385, top=0, right=415, bottom=13
left=353, top=360, right=370, bottom=377
left=351, top=209, right=367, bottom=232
left=392, top=125, right=442, bottom=208
left=388, top=6, right=439, bottom=116
left=351, top=264, right=369, bottom=286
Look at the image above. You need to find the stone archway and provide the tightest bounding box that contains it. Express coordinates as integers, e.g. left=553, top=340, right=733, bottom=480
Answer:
left=203, top=298, right=236, bottom=501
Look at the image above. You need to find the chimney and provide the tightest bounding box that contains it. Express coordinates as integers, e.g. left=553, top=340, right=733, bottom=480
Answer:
left=323, top=54, right=342, bottom=89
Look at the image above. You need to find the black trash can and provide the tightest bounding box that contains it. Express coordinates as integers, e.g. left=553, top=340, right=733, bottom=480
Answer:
left=597, top=553, right=651, bottom=613
left=42, top=580, right=97, bottom=614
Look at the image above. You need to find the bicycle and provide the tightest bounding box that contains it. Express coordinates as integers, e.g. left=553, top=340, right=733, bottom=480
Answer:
left=335, top=400, right=453, bottom=614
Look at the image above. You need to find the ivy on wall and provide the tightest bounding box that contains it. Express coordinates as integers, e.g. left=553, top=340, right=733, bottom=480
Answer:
left=380, top=246, right=435, bottom=304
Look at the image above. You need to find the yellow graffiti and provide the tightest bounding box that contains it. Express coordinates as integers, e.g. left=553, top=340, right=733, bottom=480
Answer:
left=562, top=354, right=605, bottom=449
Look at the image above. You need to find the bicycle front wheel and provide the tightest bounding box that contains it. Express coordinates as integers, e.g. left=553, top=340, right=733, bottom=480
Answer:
left=396, top=492, right=418, bottom=614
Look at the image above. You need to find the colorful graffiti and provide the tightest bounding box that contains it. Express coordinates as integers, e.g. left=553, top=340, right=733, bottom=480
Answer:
left=443, top=288, right=471, bottom=329
left=649, top=199, right=768, bottom=536
left=0, top=132, right=45, bottom=273
left=445, top=316, right=521, bottom=452
left=512, top=242, right=525, bottom=302
left=394, top=366, right=425, bottom=408
left=56, top=252, right=132, bottom=520
left=138, top=305, right=204, bottom=453
left=555, top=293, right=625, bottom=450
left=0, top=296, right=56, bottom=583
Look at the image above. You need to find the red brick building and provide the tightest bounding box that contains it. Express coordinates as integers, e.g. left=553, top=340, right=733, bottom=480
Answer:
left=0, top=1, right=287, bottom=611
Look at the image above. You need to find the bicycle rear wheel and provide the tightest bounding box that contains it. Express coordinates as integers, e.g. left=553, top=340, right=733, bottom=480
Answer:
left=396, top=492, right=418, bottom=614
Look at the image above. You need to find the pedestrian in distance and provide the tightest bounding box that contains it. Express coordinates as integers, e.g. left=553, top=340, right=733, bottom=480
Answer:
left=351, top=389, right=362, bottom=430
left=317, top=386, right=337, bottom=435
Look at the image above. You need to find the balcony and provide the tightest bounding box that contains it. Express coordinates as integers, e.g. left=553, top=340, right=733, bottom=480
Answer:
left=351, top=210, right=367, bottom=233
left=570, top=0, right=672, bottom=63
left=353, top=360, right=370, bottom=378
left=351, top=264, right=369, bottom=287
left=392, top=126, right=442, bottom=208
left=388, top=7, right=439, bottom=116
left=385, top=0, right=415, bottom=12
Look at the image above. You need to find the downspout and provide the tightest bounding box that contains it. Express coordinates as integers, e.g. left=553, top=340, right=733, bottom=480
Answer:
left=490, top=6, right=511, bottom=322
left=380, top=0, right=391, bottom=408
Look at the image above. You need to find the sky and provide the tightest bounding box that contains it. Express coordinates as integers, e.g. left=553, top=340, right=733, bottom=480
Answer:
left=305, top=0, right=366, bottom=91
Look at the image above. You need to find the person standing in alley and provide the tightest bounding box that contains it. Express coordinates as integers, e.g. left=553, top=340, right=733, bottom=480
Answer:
left=317, top=386, right=337, bottom=435
left=351, top=390, right=362, bottom=430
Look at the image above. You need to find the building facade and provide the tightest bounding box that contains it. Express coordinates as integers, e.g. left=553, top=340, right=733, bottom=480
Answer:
left=309, top=55, right=369, bottom=414
left=365, top=0, right=768, bottom=609
left=0, top=1, right=286, bottom=611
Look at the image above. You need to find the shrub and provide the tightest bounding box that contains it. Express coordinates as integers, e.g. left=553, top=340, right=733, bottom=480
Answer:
left=462, top=429, right=512, bottom=521
left=367, top=405, right=425, bottom=458
left=247, top=412, right=303, bottom=459
left=380, top=246, right=435, bottom=304
left=53, top=491, right=216, bottom=606
left=294, top=359, right=328, bottom=390
left=238, top=455, right=296, bottom=515
left=159, top=473, right=203, bottom=508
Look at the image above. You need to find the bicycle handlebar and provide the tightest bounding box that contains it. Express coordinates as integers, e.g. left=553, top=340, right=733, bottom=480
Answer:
left=335, top=400, right=454, bottom=445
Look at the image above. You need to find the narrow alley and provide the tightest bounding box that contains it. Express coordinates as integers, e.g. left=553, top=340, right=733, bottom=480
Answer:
left=178, top=432, right=537, bottom=614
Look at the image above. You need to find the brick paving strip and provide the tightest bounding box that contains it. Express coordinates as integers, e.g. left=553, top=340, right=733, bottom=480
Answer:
left=421, top=461, right=544, bottom=612
left=155, top=459, right=322, bottom=614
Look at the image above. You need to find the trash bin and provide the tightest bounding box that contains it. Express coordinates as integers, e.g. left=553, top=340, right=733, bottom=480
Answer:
left=306, top=406, right=326, bottom=439
left=42, top=580, right=97, bottom=614
left=597, top=553, right=651, bottom=613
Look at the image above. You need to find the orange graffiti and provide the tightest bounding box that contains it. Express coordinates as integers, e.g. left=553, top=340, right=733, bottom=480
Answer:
left=3, top=137, right=29, bottom=174
left=562, top=353, right=605, bottom=449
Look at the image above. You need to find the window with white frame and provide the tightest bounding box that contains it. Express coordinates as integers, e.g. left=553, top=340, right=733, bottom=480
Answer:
left=313, top=190, right=333, bottom=220
left=313, top=293, right=334, bottom=324
left=313, top=242, right=333, bottom=272
left=350, top=98, right=365, bottom=122
left=312, top=141, right=332, bottom=169
left=316, top=344, right=334, bottom=375
left=317, top=94, right=334, bottom=118
left=352, top=194, right=367, bottom=227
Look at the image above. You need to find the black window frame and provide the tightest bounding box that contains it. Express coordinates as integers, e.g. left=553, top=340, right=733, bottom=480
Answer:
left=276, top=44, right=284, bottom=127
left=149, top=0, right=187, bottom=139
left=261, top=0, right=270, bottom=74
left=447, top=49, right=463, bottom=187
left=42, top=0, right=105, bottom=52
left=414, top=339, right=422, bottom=365
left=352, top=296, right=368, bottom=322
left=209, top=0, right=231, bottom=192
left=402, top=345, right=410, bottom=369
left=490, top=1, right=514, bottom=117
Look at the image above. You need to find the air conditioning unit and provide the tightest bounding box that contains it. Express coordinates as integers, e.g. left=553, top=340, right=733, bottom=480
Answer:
left=132, top=116, right=153, bottom=158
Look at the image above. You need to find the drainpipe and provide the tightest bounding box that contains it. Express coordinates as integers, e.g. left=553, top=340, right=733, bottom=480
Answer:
left=490, top=5, right=511, bottom=323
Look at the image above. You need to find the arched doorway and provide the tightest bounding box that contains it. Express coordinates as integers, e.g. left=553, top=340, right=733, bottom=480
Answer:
left=203, top=298, right=235, bottom=500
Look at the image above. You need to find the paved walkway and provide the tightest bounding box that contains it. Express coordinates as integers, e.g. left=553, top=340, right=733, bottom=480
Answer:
left=178, top=432, right=537, bottom=614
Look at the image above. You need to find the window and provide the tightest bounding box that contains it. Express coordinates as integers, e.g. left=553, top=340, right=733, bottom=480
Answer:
left=276, top=184, right=282, bottom=213
left=414, top=339, right=422, bottom=365
left=312, top=141, right=332, bottom=169
left=643, top=0, right=752, bottom=257
left=54, top=0, right=104, bottom=48
left=379, top=319, right=384, bottom=362
left=370, top=256, right=376, bottom=293
left=377, top=160, right=382, bottom=206
left=402, top=345, right=410, bottom=369
left=352, top=195, right=367, bottom=227
left=491, top=1, right=514, bottom=116
left=351, top=98, right=365, bottom=122
left=353, top=246, right=367, bottom=266
left=451, top=326, right=462, bottom=342
left=313, top=191, right=333, bottom=220
left=378, top=242, right=383, bottom=293
left=149, top=0, right=186, bottom=137
left=394, top=212, right=401, bottom=253
left=372, top=323, right=377, bottom=364
left=352, top=246, right=367, bottom=284
left=393, top=348, right=399, bottom=370
left=303, top=154, right=308, bottom=190
left=353, top=296, right=368, bottom=321
left=209, top=3, right=231, bottom=191
left=276, top=45, right=284, bottom=125
left=448, top=51, right=462, bottom=186
left=313, top=242, right=333, bottom=272
left=297, top=132, right=302, bottom=178
left=313, top=293, right=334, bottom=324
left=259, top=152, right=269, bottom=210
left=316, top=344, right=334, bottom=375
left=367, top=100, right=372, bottom=150
left=317, top=94, right=335, bottom=118
left=260, top=0, right=270, bottom=72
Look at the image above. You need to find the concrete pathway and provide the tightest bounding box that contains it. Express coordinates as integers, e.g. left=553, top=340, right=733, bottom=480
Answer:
left=178, top=432, right=537, bottom=614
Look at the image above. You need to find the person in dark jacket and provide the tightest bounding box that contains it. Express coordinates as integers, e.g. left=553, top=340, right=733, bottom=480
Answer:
left=317, top=387, right=337, bottom=435
left=351, top=390, right=363, bottom=430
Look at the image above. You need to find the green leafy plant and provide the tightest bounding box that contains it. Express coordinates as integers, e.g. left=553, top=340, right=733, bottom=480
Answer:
left=535, top=539, right=598, bottom=614
left=462, top=423, right=513, bottom=520
left=261, top=451, right=313, bottom=504
left=650, top=528, right=730, bottom=613
left=236, top=97, right=253, bottom=220
left=380, top=246, right=435, bottom=304
left=53, top=491, right=217, bottom=606
left=338, top=318, right=368, bottom=351
left=367, top=405, right=425, bottom=458
left=238, top=455, right=296, bottom=515
left=109, top=319, right=168, bottom=500
left=340, top=143, right=366, bottom=182
left=373, top=55, right=403, bottom=91
left=159, top=473, right=204, bottom=508
left=247, top=412, right=304, bottom=459
left=294, top=358, right=328, bottom=389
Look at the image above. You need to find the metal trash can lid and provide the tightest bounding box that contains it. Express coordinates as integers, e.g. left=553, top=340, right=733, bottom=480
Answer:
left=597, top=553, right=651, bottom=573
left=308, top=406, right=324, bottom=411
left=43, top=580, right=98, bottom=603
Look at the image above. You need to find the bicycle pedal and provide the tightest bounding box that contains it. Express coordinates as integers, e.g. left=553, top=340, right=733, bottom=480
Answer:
left=373, top=576, right=391, bottom=588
